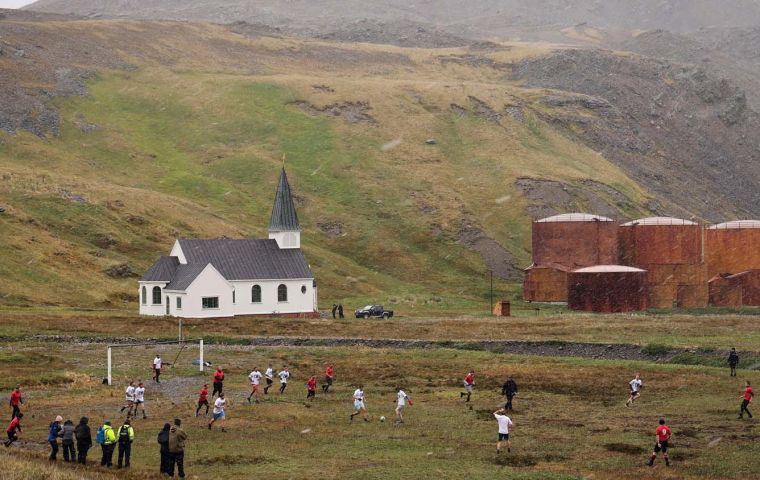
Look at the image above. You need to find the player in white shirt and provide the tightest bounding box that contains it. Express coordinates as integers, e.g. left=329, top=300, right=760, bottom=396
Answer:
left=350, top=385, right=369, bottom=422
left=134, top=382, right=147, bottom=419
left=278, top=367, right=290, bottom=394
left=120, top=381, right=136, bottom=415
left=152, top=355, right=163, bottom=383
left=247, top=368, right=262, bottom=403
left=626, top=373, right=643, bottom=406
left=394, top=386, right=411, bottom=424
left=493, top=408, right=514, bottom=453
left=263, top=365, right=274, bottom=395
left=208, top=392, right=227, bottom=432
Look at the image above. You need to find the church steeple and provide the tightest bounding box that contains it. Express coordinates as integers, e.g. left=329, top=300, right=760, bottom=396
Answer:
left=268, top=168, right=301, bottom=249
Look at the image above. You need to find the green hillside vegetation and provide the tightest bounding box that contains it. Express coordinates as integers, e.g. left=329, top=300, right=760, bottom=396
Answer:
left=0, top=20, right=653, bottom=311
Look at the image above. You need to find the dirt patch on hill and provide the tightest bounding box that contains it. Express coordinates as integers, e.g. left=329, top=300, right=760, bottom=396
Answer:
left=458, top=221, right=522, bottom=281
left=438, top=54, right=510, bottom=70
left=294, top=100, right=376, bottom=124
left=515, top=177, right=636, bottom=220
left=313, top=19, right=471, bottom=49
left=317, top=222, right=345, bottom=238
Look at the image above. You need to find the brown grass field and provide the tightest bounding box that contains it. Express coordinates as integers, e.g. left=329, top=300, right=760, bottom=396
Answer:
left=2, top=308, right=760, bottom=350
left=1, top=313, right=759, bottom=479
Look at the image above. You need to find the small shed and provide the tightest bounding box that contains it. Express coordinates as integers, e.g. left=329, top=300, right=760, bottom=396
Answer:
left=523, top=263, right=572, bottom=302
left=568, top=265, right=648, bottom=313
left=492, top=300, right=511, bottom=317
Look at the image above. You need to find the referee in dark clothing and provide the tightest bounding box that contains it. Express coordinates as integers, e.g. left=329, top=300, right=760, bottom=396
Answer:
left=502, top=377, right=518, bottom=411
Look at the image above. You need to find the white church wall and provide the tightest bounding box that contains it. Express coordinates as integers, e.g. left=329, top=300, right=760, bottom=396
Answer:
left=138, top=282, right=169, bottom=316
left=169, top=265, right=234, bottom=318
left=268, top=231, right=300, bottom=249
left=231, top=279, right=315, bottom=315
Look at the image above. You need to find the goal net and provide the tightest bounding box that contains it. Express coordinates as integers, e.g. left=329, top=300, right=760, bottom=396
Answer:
left=105, top=340, right=205, bottom=386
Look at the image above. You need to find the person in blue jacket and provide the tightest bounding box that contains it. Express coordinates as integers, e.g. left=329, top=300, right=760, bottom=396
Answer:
left=48, top=415, right=63, bottom=462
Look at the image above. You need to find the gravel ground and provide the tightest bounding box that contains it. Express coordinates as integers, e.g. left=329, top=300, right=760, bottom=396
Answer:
left=4, top=334, right=756, bottom=365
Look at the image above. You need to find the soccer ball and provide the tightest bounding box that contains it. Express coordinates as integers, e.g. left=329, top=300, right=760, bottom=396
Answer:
left=380, top=416, right=386, bottom=422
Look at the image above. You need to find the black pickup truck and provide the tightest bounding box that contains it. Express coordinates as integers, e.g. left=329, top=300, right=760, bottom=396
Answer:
left=354, top=304, right=394, bottom=319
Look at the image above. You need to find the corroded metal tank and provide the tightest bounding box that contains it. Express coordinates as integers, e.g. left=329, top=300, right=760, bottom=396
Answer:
left=567, top=265, right=648, bottom=313
left=619, top=217, right=702, bottom=266
left=532, top=213, right=619, bottom=269
left=705, top=221, right=760, bottom=278
left=523, top=263, right=571, bottom=302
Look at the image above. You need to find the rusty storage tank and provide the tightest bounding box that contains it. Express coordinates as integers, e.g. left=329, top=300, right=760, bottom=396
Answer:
left=726, top=270, right=760, bottom=306
left=532, top=213, right=619, bottom=269
left=619, top=217, right=702, bottom=266
left=568, top=265, right=648, bottom=313
left=523, top=263, right=571, bottom=302
left=708, top=274, right=743, bottom=307
left=705, top=221, right=760, bottom=278
left=619, top=217, right=707, bottom=308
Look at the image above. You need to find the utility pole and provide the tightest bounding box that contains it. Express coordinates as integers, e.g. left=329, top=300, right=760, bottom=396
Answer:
left=178, top=319, right=183, bottom=343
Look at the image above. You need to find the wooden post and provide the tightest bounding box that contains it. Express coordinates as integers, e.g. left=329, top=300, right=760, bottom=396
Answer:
left=199, top=339, right=204, bottom=372
left=107, top=346, right=112, bottom=386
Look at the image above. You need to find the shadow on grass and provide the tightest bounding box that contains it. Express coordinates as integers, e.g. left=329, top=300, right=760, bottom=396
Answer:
left=604, top=443, right=646, bottom=455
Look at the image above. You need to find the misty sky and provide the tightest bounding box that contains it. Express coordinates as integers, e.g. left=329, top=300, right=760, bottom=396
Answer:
left=0, top=0, right=34, bottom=8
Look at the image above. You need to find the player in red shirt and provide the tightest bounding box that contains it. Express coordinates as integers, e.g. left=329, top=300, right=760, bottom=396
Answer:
left=460, top=371, right=475, bottom=402
left=739, top=380, right=754, bottom=419
left=196, top=384, right=210, bottom=417
left=4, top=412, right=23, bottom=447
left=647, top=418, right=672, bottom=467
left=322, top=365, right=334, bottom=393
left=9, top=386, right=22, bottom=420
left=212, top=367, right=225, bottom=399
left=306, top=376, right=317, bottom=402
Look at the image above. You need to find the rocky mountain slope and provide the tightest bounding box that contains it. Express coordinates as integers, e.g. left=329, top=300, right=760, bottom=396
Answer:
left=26, top=0, right=760, bottom=34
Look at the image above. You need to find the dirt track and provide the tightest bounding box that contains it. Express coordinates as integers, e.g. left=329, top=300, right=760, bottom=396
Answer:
left=6, top=334, right=757, bottom=365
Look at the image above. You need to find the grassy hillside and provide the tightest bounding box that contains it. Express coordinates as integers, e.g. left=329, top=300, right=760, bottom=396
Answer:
left=0, top=19, right=655, bottom=311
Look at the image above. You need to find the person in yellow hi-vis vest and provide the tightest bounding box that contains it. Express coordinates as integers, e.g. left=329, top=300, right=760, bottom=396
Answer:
left=98, top=420, right=117, bottom=467
left=117, top=419, right=135, bottom=468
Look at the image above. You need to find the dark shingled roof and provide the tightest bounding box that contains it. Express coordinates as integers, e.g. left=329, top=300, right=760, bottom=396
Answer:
left=140, top=256, right=179, bottom=282
left=269, top=168, right=300, bottom=232
left=164, top=263, right=212, bottom=291
left=179, top=238, right=313, bottom=281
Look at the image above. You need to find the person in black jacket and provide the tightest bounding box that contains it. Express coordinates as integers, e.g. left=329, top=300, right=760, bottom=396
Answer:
left=338, top=304, right=345, bottom=319
left=502, top=377, right=518, bottom=411
left=728, top=348, right=739, bottom=377
left=157, top=423, right=171, bottom=476
left=74, top=417, right=92, bottom=465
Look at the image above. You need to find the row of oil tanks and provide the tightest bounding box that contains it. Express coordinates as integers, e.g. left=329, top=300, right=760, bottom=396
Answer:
left=523, top=214, right=760, bottom=312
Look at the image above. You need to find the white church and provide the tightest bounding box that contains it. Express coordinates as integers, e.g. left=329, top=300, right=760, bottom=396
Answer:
left=138, top=168, right=318, bottom=318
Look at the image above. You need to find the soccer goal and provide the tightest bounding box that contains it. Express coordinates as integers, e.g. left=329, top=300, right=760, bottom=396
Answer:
left=105, top=339, right=205, bottom=386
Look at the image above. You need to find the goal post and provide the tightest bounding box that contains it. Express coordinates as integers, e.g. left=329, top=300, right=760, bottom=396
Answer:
left=106, top=339, right=204, bottom=386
